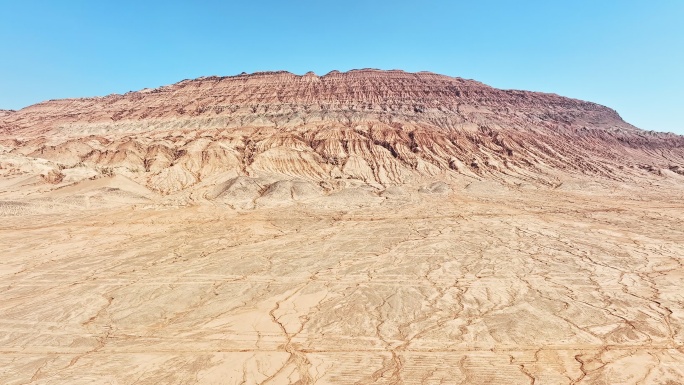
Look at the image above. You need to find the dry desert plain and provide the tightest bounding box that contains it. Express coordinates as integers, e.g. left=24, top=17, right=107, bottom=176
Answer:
left=2, top=178, right=684, bottom=384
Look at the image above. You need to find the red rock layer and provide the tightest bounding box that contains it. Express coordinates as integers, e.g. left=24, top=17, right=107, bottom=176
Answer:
left=1, top=69, right=682, bottom=193
left=0, top=69, right=630, bottom=133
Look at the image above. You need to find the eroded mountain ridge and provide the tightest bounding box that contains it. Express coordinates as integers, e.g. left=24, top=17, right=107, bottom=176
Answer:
left=1, top=69, right=682, bottom=200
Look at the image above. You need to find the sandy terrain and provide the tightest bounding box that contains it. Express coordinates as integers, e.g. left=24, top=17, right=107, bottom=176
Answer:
left=1, top=70, right=683, bottom=384
left=1, top=179, right=683, bottom=384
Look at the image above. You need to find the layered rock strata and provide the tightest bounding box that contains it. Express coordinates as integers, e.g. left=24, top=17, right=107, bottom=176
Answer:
left=1, top=69, right=682, bottom=198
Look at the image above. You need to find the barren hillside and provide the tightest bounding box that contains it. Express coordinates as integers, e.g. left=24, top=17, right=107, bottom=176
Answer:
left=1, top=69, right=683, bottom=205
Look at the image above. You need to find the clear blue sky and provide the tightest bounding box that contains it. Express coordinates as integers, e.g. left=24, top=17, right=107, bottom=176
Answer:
left=1, top=0, right=682, bottom=134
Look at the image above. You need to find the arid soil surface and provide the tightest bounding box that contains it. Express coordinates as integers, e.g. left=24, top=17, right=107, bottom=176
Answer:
left=2, top=182, right=684, bottom=384
left=1, top=70, right=684, bottom=384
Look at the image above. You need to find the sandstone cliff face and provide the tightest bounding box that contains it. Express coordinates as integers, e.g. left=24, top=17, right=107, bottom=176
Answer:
left=1, top=69, right=682, bottom=197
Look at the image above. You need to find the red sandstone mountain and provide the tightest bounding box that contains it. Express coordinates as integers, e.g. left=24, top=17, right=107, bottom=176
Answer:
left=1, top=69, right=682, bottom=200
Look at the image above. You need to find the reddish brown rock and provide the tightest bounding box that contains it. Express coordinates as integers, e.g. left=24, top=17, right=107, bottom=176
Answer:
left=1, top=69, right=682, bottom=194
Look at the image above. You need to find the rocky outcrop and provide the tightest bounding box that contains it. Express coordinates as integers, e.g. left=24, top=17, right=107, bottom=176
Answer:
left=1, top=69, right=682, bottom=195
left=40, top=168, right=65, bottom=184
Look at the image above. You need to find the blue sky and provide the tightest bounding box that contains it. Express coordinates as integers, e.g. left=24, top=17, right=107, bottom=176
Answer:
left=1, top=0, right=682, bottom=134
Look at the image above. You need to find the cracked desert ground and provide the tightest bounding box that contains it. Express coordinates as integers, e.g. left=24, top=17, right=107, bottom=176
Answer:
left=2, top=179, right=684, bottom=384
